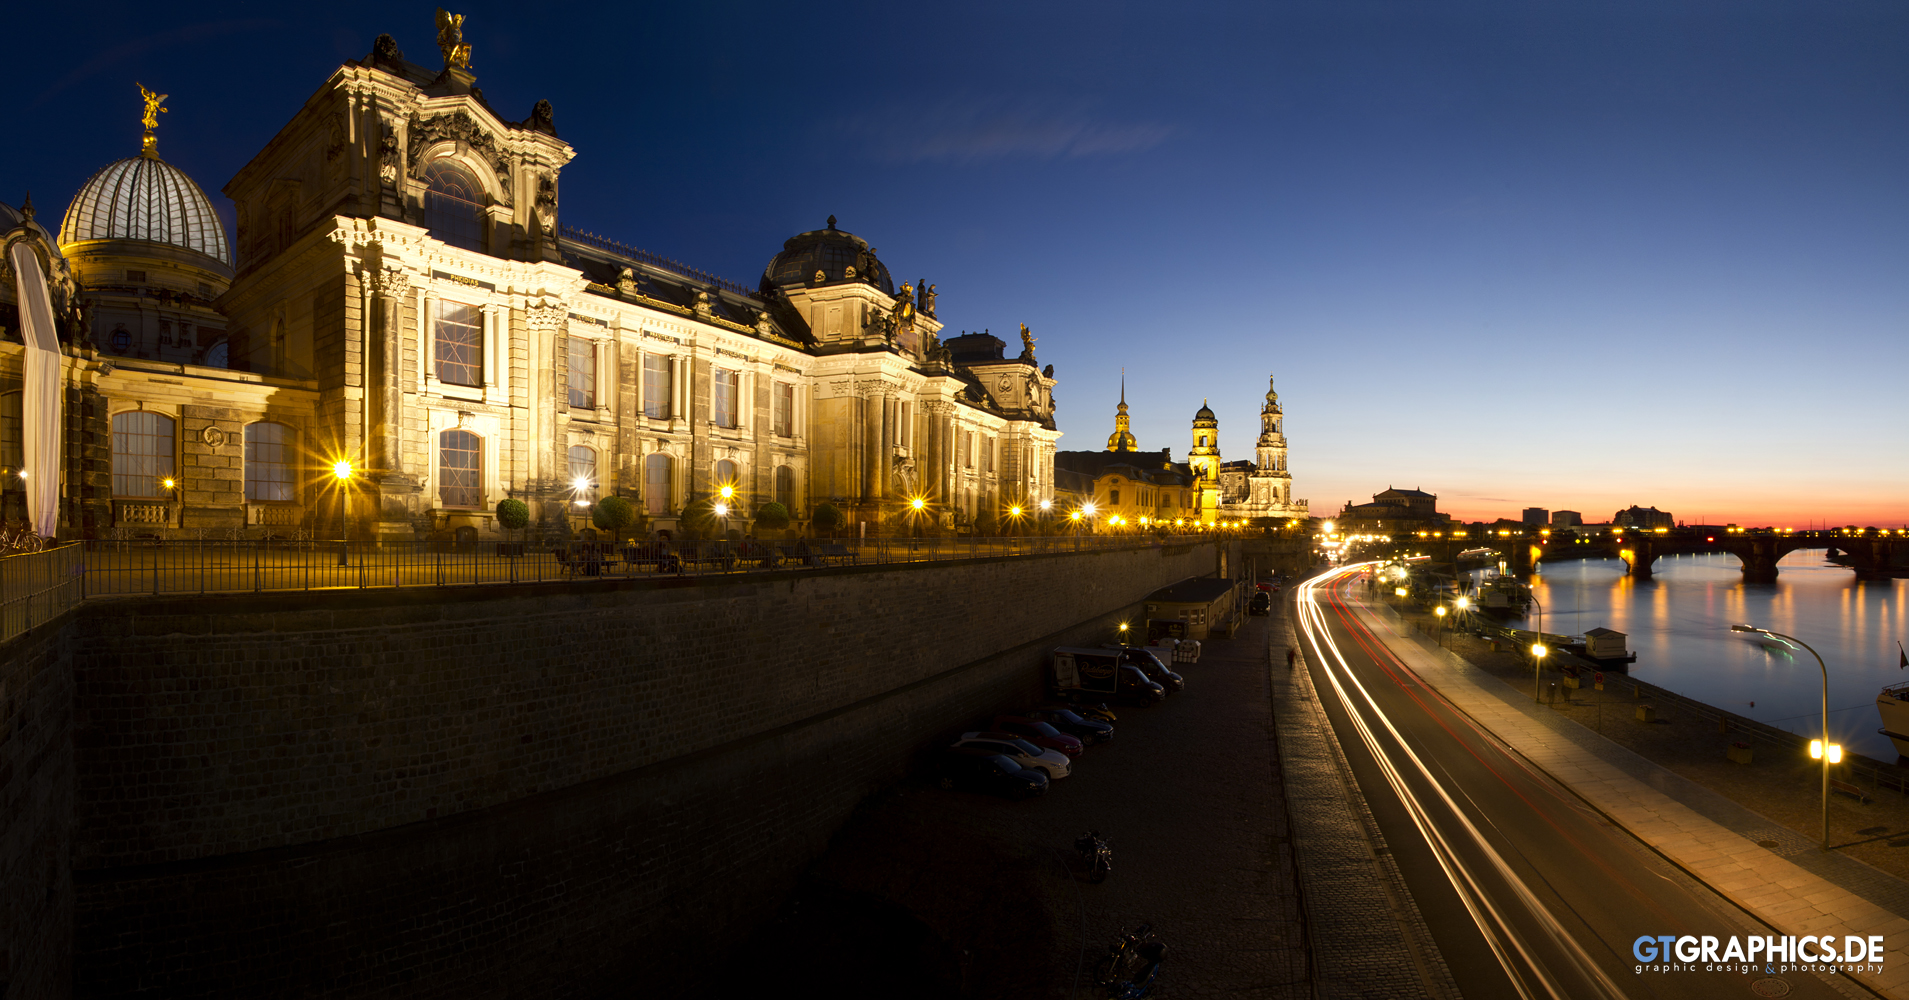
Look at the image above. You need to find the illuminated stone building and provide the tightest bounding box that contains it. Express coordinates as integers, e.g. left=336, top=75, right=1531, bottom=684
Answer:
left=1053, top=378, right=1198, bottom=527
left=0, top=16, right=1060, bottom=541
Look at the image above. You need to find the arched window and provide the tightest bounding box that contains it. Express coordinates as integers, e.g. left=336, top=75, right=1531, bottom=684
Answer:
left=567, top=445, right=597, bottom=494
left=715, top=459, right=738, bottom=492
left=644, top=453, right=672, bottom=515
left=775, top=465, right=795, bottom=507
left=112, top=411, right=175, bottom=497
left=244, top=422, right=296, bottom=502
left=203, top=340, right=229, bottom=369
left=422, top=161, right=485, bottom=252
left=0, top=391, right=20, bottom=473
left=438, top=429, right=482, bottom=508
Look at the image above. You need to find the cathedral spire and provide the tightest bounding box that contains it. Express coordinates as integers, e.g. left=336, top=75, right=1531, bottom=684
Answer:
left=1106, top=367, right=1137, bottom=452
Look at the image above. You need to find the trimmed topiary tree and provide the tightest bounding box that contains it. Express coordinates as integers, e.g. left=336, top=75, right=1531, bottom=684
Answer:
left=496, top=497, right=530, bottom=532
left=811, top=502, right=843, bottom=537
left=755, top=501, right=791, bottom=531
left=974, top=507, right=999, bottom=537
left=593, top=495, right=636, bottom=538
left=679, top=496, right=718, bottom=539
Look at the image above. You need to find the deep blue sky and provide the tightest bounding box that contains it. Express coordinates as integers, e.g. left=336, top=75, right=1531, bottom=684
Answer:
left=9, top=1, right=1905, bottom=525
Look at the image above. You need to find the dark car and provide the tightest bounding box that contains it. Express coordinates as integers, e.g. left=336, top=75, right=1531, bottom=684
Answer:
left=937, top=747, right=1048, bottom=799
left=992, top=716, right=1085, bottom=757
left=1118, top=665, right=1167, bottom=704
left=1030, top=706, right=1114, bottom=744
left=1110, top=645, right=1185, bottom=693
left=1249, top=591, right=1271, bottom=616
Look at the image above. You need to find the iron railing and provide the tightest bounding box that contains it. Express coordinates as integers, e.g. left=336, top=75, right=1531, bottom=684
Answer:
left=68, top=532, right=1196, bottom=601
left=0, top=543, right=85, bottom=643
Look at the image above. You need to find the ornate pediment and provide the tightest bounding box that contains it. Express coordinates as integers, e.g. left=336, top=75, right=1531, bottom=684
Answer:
left=407, top=109, right=512, bottom=198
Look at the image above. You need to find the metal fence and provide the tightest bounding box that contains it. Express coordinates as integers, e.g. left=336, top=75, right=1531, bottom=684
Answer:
left=71, top=532, right=1193, bottom=600
left=0, top=543, right=86, bottom=643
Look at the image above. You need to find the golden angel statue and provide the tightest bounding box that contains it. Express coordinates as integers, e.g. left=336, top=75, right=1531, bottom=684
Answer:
left=137, top=83, right=168, bottom=156
left=1019, top=322, right=1037, bottom=357
left=436, top=9, right=472, bottom=70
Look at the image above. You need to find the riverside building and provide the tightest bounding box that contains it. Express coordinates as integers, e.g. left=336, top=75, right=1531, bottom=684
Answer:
left=0, top=15, right=1059, bottom=542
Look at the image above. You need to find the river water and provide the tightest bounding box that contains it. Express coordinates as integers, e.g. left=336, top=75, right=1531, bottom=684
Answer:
left=1484, top=552, right=1909, bottom=762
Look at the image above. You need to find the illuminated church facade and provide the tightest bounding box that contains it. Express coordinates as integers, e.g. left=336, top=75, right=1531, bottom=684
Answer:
left=0, top=17, right=1059, bottom=541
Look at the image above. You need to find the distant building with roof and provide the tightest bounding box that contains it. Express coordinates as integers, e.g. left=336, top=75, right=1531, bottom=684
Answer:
left=1336, top=487, right=1446, bottom=534
left=1614, top=505, right=1674, bottom=529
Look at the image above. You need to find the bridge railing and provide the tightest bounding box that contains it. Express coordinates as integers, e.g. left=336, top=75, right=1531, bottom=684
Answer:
left=0, top=543, right=86, bottom=644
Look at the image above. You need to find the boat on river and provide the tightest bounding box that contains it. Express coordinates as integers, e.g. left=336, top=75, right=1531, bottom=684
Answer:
left=1479, top=576, right=1531, bottom=618
left=1876, top=683, right=1909, bottom=758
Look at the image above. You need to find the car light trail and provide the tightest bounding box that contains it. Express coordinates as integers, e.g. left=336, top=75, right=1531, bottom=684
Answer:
left=1296, top=563, right=1629, bottom=1000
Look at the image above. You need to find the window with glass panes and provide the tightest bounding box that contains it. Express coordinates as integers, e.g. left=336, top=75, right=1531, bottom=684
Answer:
left=244, top=422, right=296, bottom=502
left=775, top=465, right=794, bottom=506
left=712, top=368, right=739, bottom=428
left=422, top=162, right=485, bottom=252
left=0, top=392, right=20, bottom=472
left=567, top=337, right=596, bottom=409
left=112, top=411, right=176, bottom=497
left=567, top=445, right=597, bottom=498
left=435, top=301, right=482, bottom=387
left=643, top=354, right=671, bottom=418
left=644, top=453, right=672, bottom=515
left=438, top=429, right=482, bottom=507
left=773, top=382, right=794, bottom=437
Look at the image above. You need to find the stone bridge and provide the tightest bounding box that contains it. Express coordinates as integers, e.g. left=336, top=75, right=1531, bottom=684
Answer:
left=1364, top=530, right=1907, bottom=584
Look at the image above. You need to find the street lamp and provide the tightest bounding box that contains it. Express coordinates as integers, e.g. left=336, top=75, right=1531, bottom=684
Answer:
left=1434, top=604, right=1447, bottom=646
left=333, top=460, right=353, bottom=566
left=1733, top=623, right=1835, bottom=850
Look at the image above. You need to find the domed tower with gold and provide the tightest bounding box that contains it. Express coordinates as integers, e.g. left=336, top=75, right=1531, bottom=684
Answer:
left=60, top=84, right=234, bottom=368
left=1188, top=399, right=1222, bottom=521
left=1105, top=372, right=1137, bottom=452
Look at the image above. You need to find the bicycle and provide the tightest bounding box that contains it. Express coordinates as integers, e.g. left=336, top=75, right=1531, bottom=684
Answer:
left=1092, top=924, right=1166, bottom=997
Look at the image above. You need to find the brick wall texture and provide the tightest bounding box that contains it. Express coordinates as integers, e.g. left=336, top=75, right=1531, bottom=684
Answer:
left=50, top=541, right=1223, bottom=997
left=0, top=615, right=77, bottom=1000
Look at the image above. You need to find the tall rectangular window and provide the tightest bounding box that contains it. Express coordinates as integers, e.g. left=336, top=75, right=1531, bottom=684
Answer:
left=643, top=354, right=672, bottom=419
left=567, top=337, right=597, bottom=409
left=112, top=412, right=175, bottom=497
left=644, top=453, right=672, bottom=515
left=244, top=422, right=296, bottom=502
left=438, top=429, right=482, bottom=508
left=983, top=437, right=994, bottom=474
left=713, top=368, right=739, bottom=428
left=960, top=431, right=972, bottom=469
left=435, top=301, right=482, bottom=387
left=773, top=382, right=794, bottom=437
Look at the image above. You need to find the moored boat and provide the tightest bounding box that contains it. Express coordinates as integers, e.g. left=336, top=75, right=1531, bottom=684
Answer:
left=1876, top=681, right=1909, bottom=758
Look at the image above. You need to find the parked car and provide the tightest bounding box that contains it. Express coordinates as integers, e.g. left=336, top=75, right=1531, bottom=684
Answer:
left=1030, top=706, right=1115, bottom=744
left=992, top=716, right=1085, bottom=756
left=954, top=732, right=1072, bottom=779
left=937, top=747, right=1048, bottom=799
left=1249, top=591, right=1271, bottom=616
left=1108, top=645, right=1185, bottom=693
left=1119, top=666, right=1168, bottom=705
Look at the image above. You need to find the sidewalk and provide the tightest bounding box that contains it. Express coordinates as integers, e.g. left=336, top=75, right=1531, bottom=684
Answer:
left=1354, top=594, right=1909, bottom=999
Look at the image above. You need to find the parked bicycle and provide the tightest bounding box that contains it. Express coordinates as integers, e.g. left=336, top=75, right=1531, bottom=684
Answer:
left=0, top=521, right=44, bottom=555
left=1093, top=923, right=1166, bottom=998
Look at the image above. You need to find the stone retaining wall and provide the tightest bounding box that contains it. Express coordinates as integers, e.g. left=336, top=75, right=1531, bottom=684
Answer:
left=58, top=541, right=1222, bottom=997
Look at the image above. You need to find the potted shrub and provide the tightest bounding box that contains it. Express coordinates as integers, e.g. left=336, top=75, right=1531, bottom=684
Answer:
left=593, top=495, right=637, bottom=541
left=755, top=501, right=791, bottom=533
left=811, top=502, right=842, bottom=539
left=495, top=498, right=529, bottom=556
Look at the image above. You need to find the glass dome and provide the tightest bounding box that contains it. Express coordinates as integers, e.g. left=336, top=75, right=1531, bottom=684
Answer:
left=60, top=155, right=231, bottom=266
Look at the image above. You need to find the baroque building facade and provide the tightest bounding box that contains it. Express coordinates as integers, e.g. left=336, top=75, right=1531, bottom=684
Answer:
left=0, top=20, right=1059, bottom=541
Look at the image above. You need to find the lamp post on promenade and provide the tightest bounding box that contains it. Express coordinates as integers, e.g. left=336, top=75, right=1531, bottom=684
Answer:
left=333, top=460, right=353, bottom=567
left=1732, top=624, right=1835, bottom=851
left=1529, top=590, right=1545, bottom=703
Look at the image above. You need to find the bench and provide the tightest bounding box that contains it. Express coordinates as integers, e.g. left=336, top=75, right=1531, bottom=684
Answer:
left=556, top=541, right=621, bottom=577
left=807, top=542, right=856, bottom=565
left=1830, top=778, right=1870, bottom=805
left=736, top=540, right=783, bottom=568
left=678, top=540, right=737, bottom=571
left=621, top=541, right=681, bottom=573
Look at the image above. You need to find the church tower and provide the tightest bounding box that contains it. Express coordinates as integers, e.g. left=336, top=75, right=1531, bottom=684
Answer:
left=1252, top=374, right=1292, bottom=509
left=1105, top=370, right=1137, bottom=452
left=1189, top=400, right=1222, bottom=521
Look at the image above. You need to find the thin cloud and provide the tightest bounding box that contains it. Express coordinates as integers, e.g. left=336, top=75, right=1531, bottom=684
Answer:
left=32, top=19, right=279, bottom=108
left=845, top=98, right=1173, bottom=164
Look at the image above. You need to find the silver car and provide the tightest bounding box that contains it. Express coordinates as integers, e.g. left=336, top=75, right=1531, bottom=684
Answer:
left=954, top=731, right=1072, bottom=779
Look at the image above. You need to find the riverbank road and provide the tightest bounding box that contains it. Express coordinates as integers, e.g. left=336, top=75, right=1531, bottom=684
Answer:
left=1293, top=564, right=1878, bottom=1000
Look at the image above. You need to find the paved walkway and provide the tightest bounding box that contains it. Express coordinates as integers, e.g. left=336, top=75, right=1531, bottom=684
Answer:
left=1352, top=592, right=1909, bottom=999
left=1268, top=600, right=1462, bottom=999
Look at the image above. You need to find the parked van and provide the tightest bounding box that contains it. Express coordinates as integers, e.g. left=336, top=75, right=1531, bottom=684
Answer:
left=1051, top=647, right=1166, bottom=704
